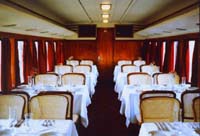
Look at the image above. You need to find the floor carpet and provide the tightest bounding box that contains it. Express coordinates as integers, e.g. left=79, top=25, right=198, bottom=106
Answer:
left=78, top=72, right=140, bottom=136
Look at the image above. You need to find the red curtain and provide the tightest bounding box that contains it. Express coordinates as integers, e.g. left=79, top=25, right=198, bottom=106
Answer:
left=14, top=40, right=21, bottom=86
left=38, top=40, right=47, bottom=73
left=1, top=38, right=12, bottom=90
left=149, top=41, right=157, bottom=64
left=55, top=41, right=64, bottom=64
left=168, top=41, right=175, bottom=72
left=191, top=39, right=199, bottom=86
left=155, top=41, right=162, bottom=67
left=32, top=41, right=39, bottom=75
left=163, top=41, right=171, bottom=72
left=46, top=41, right=55, bottom=72
left=23, top=40, right=33, bottom=83
left=185, top=41, right=190, bottom=82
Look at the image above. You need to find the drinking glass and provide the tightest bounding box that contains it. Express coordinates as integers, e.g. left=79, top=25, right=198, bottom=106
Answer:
left=24, top=113, right=33, bottom=131
left=8, top=107, right=17, bottom=128
left=181, top=76, right=186, bottom=85
left=28, top=76, right=33, bottom=87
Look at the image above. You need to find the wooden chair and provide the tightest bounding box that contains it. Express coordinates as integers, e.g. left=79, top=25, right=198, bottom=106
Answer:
left=117, top=60, right=132, bottom=66
left=54, top=65, right=73, bottom=75
left=127, top=72, right=152, bottom=85
left=73, top=64, right=92, bottom=73
left=156, top=73, right=175, bottom=85
left=61, top=73, right=86, bottom=86
left=121, top=64, right=140, bottom=73
left=29, top=93, right=69, bottom=119
left=181, top=90, right=200, bottom=121
left=140, top=64, right=160, bottom=76
left=66, top=60, right=79, bottom=67
left=1, top=91, right=30, bottom=114
left=140, top=90, right=176, bottom=100
left=140, top=97, right=180, bottom=123
left=193, top=96, right=200, bottom=122
left=34, top=73, right=59, bottom=86
left=133, top=60, right=146, bottom=67
left=80, top=60, right=94, bottom=66
left=0, top=94, right=25, bottom=119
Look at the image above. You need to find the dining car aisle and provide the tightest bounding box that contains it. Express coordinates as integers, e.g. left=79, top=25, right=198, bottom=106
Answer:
left=79, top=71, right=140, bottom=136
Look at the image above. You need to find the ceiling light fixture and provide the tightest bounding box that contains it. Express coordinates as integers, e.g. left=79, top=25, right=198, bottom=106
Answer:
left=103, top=19, right=109, bottom=23
left=100, top=4, right=111, bottom=11
left=102, top=14, right=110, bottom=19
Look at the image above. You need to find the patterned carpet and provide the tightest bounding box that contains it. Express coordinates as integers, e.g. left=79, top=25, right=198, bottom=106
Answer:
left=78, top=73, right=140, bottom=136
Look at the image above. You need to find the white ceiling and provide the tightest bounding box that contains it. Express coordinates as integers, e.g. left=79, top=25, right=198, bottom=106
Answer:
left=0, top=0, right=199, bottom=39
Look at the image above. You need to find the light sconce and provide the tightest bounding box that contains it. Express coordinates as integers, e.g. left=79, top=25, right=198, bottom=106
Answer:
left=100, top=4, right=111, bottom=11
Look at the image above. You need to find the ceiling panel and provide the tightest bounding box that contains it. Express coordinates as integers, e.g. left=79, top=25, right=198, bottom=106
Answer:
left=0, top=0, right=199, bottom=39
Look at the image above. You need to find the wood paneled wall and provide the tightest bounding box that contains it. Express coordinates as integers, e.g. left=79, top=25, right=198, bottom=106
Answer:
left=63, top=40, right=97, bottom=63
left=113, top=40, right=144, bottom=65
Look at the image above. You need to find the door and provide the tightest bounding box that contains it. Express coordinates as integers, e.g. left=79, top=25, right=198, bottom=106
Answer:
left=97, top=28, right=114, bottom=79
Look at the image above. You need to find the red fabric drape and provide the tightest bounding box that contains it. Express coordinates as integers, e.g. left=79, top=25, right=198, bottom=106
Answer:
left=149, top=41, right=157, bottom=64
left=32, top=41, right=39, bottom=75
left=23, top=40, right=33, bottom=83
left=160, top=41, right=166, bottom=72
left=1, top=38, right=12, bottom=90
left=145, top=41, right=151, bottom=64
left=185, top=41, right=190, bottom=82
left=191, top=39, right=199, bottom=86
left=46, top=41, right=55, bottom=72
left=168, top=41, right=175, bottom=72
left=155, top=41, right=162, bottom=67
left=55, top=41, right=64, bottom=64
left=38, top=41, right=47, bottom=73
left=163, top=41, right=171, bottom=72
left=14, top=40, right=20, bottom=86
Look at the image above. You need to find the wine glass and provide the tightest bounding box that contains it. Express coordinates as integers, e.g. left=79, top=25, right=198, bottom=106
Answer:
left=8, top=107, right=17, bottom=128
left=24, top=113, right=33, bottom=132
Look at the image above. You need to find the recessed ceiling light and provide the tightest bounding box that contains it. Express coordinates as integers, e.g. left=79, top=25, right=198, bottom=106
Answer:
left=103, top=19, right=109, bottom=23
left=2, top=24, right=17, bottom=27
left=102, top=14, right=110, bottom=19
left=176, top=28, right=187, bottom=31
left=100, top=4, right=111, bottom=11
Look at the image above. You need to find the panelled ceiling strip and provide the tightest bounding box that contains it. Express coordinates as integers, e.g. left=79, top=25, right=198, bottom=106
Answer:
left=78, top=0, right=93, bottom=23
left=119, top=0, right=137, bottom=23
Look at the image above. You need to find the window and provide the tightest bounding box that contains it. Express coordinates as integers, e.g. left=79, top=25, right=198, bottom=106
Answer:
left=45, top=41, right=50, bottom=71
left=161, top=41, right=166, bottom=68
left=17, top=41, right=24, bottom=83
left=54, top=41, right=56, bottom=52
left=173, top=41, right=178, bottom=71
left=34, top=41, right=39, bottom=61
left=188, top=40, right=195, bottom=82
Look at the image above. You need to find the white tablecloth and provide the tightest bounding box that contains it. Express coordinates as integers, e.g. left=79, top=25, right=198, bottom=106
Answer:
left=13, top=85, right=91, bottom=127
left=139, top=122, right=199, bottom=136
left=113, top=66, right=120, bottom=82
left=0, top=119, right=78, bottom=136
left=120, top=84, right=190, bottom=127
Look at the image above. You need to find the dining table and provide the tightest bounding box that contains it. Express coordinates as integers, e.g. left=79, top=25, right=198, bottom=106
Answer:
left=119, top=84, right=191, bottom=127
left=12, top=84, right=91, bottom=127
left=0, top=119, right=78, bottom=136
left=139, top=122, right=200, bottom=136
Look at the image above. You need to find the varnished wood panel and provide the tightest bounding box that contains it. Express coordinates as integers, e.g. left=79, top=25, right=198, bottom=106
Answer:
left=97, top=28, right=114, bottom=76
left=63, top=40, right=97, bottom=64
left=114, top=40, right=144, bottom=65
